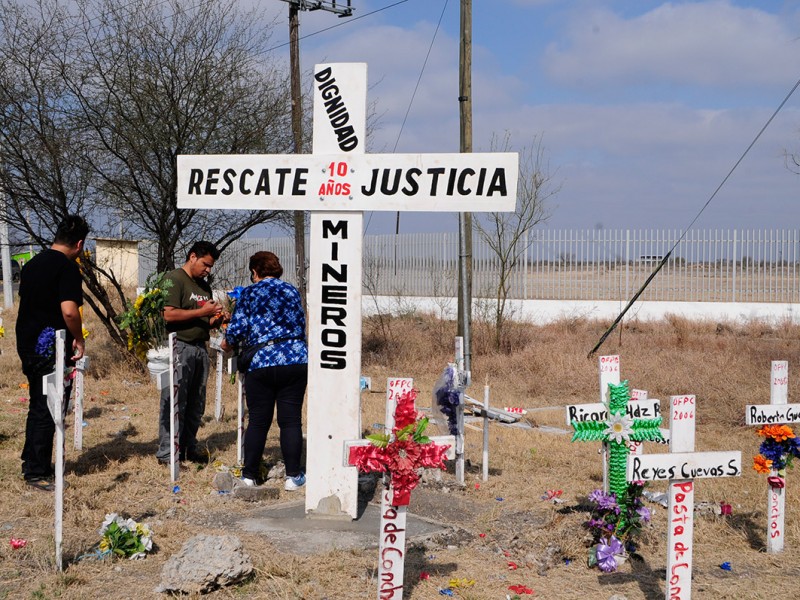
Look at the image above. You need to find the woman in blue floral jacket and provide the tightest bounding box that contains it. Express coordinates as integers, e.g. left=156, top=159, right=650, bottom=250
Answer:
left=221, top=251, right=308, bottom=491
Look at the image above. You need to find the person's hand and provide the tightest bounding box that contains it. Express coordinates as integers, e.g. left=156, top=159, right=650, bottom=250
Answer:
left=71, top=338, right=86, bottom=361
left=198, top=300, right=223, bottom=317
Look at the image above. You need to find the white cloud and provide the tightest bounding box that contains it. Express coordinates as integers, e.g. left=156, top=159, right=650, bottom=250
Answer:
left=543, top=1, right=800, bottom=89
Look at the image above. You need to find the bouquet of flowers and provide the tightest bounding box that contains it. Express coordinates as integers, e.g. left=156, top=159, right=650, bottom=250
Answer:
left=753, top=424, right=800, bottom=487
left=117, top=272, right=172, bottom=362
left=585, top=483, right=651, bottom=572
left=98, top=513, right=153, bottom=560
left=432, top=364, right=461, bottom=436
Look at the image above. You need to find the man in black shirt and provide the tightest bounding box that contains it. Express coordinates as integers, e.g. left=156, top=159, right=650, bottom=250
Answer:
left=16, top=215, right=89, bottom=491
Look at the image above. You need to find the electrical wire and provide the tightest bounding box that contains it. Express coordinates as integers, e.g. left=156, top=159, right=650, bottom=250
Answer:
left=263, top=0, right=410, bottom=55
left=588, top=76, right=800, bottom=358
left=365, top=0, right=449, bottom=234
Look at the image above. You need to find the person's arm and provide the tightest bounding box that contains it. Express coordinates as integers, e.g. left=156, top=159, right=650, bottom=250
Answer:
left=61, top=300, right=85, bottom=360
left=163, top=300, right=222, bottom=323
left=221, top=299, right=247, bottom=352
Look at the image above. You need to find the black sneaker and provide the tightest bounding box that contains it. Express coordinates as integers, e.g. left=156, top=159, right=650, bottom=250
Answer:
left=184, top=448, right=211, bottom=464
left=26, top=477, right=69, bottom=491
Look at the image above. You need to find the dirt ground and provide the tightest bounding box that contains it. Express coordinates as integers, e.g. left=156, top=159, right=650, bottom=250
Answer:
left=1, top=310, right=799, bottom=599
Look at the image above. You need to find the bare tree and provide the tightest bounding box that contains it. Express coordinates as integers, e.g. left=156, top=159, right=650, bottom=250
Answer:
left=0, top=0, right=297, bottom=347
left=474, top=133, right=559, bottom=350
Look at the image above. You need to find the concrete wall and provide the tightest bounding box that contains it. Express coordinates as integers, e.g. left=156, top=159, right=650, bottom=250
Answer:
left=362, top=296, right=800, bottom=325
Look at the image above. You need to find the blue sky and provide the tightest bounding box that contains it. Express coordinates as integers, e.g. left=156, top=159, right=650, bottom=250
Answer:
left=259, top=0, right=800, bottom=235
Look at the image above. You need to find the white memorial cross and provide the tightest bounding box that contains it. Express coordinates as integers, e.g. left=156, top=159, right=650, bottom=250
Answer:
left=745, top=360, right=799, bottom=553
left=228, top=356, right=245, bottom=465
left=43, top=329, right=66, bottom=571
left=627, top=394, right=742, bottom=600
left=565, top=356, right=661, bottom=491
left=343, top=377, right=454, bottom=599
left=72, top=356, right=88, bottom=451
left=167, top=332, right=180, bottom=482
left=629, top=388, right=670, bottom=457
left=210, top=334, right=225, bottom=422
left=177, top=62, right=517, bottom=518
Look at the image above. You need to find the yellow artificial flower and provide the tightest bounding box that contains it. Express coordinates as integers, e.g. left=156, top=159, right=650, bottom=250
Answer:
left=133, top=295, right=145, bottom=311
left=0, top=325, right=5, bottom=338
left=134, top=341, right=149, bottom=362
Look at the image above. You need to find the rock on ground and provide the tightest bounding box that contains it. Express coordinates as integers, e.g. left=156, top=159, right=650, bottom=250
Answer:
left=155, top=534, right=253, bottom=594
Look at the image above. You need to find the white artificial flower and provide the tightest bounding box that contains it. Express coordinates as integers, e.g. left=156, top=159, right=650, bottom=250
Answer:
left=604, top=413, right=634, bottom=444
left=99, top=513, right=118, bottom=535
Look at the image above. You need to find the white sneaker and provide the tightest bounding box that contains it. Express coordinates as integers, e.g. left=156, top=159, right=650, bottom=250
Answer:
left=240, top=477, right=256, bottom=487
left=284, top=472, right=306, bottom=491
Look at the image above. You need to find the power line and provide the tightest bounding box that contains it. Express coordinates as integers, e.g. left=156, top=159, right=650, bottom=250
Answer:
left=588, top=75, right=800, bottom=358
left=263, top=0, right=409, bottom=55
left=392, top=0, right=448, bottom=153
left=365, top=0, right=449, bottom=234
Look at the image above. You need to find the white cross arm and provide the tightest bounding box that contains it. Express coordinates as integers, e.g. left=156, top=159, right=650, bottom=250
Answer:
left=627, top=451, right=742, bottom=481
left=745, top=404, right=800, bottom=425
left=343, top=436, right=456, bottom=467
left=566, top=398, right=661, bottom=425
left=177, top=153, right=518, bottom=212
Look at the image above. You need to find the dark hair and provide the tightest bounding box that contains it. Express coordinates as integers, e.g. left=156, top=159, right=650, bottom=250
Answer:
left=249, top=251, right=283, bottom=279
left=54, top=215, right=89, bottom=246
left=186, top=241, right=220, bottom=262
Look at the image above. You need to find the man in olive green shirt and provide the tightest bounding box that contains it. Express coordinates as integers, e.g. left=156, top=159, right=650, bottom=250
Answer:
left=156, top=241, right=227, bottom=465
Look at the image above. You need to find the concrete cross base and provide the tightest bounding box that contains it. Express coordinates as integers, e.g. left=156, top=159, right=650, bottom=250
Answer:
left=235, top=501, right=449, bottom=556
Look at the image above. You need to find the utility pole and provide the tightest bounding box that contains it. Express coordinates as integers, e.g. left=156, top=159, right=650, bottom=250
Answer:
left=457, top=0, right=473, bottom=377
left=283, top=0, right=353, bottom=311
left=0, top=194, right=13, bottom=308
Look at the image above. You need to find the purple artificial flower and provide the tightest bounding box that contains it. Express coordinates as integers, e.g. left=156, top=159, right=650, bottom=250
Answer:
left=596, top=536, right=624, bottom=572
left=586, top=518, right=605, bottom=529
left=760, top=440, right=787, bottom=469
left=636, top=506, right=651, bottom=522
left=788, top=437, right=800, bottom=458
left=588, top=489, right=618, bottom=511
left=35, top=327, right=56, bottom=357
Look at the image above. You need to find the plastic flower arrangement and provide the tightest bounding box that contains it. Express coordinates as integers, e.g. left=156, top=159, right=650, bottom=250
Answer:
left=433, top=364, right=461, bottom=435
left=753, top=424, right=800, bottom=487
left=35, top=327, right=56, bottom=358
left=117, top=272, right=172, bottom=361
left=348, top=389, right=450, bottom=505
left=585, top=482, right=651, bottom=572
left=98, top=513, right=153, bottom=559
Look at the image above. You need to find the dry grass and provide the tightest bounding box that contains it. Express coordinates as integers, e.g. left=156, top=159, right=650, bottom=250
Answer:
left=1, top=305, right=800, bottom=599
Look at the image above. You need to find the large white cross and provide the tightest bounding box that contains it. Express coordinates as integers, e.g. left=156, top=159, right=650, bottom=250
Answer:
left=177, top=63, right=517, bottom=518
left=627, top=394, right=742, bottom=600
left=745, top=360, right=800, bottom=553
